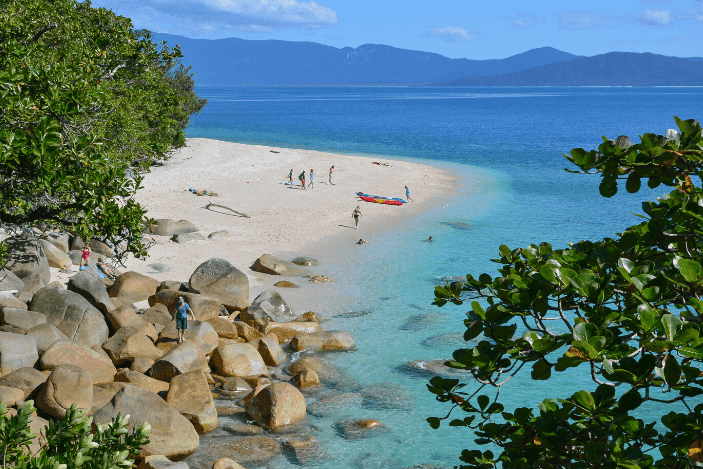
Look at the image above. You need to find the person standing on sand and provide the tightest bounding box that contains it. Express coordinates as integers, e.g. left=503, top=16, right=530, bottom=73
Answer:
left=309, top=169, right=314, bottom=188
left=405, top=185, right=414, bottom=202
left=288, top=169, right=293, bottom=184
left=301, top=171, right=306, bottom=190
left=174, top=296, right=195, bottom=343
left=352, top=205, right=362, bottom=229
left=329, top=165, right=334, bottom=184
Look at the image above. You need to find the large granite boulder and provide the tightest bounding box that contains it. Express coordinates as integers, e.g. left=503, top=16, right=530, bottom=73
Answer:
left=251, top=290, right=294, bottom=321
left=90, top=382, right=127, bottom=415
left=25, top=324, right=69, bottom=355
left=43, top=232, right=70, bottom=253
left=18, top=273, right=46, bottom=299
left=113, top=369, right=169, bottom=394
left=0, top=308, right=46, bottom=331
left=40, top=340, right=117, bottom=384
left=38, top=240, right=71, bottom=269
left=0, top=386, right=25, bottom=407
left=263, top=322, right=323, bottom=343
left=102, top=326, right=163, bottom=366
left=238, top=306, right=273, bottom=331
left=108, top=272, right=160, bottom=303
left=189, top=259, right=249, bottom=311
left=293, top=368, right=321, bottom=389
left=71, top=236, right=115, bottom=258
left=232, top=321, right=262, bottom=342
left=290, top=330, right=355, bottom=352
left=36, top=364, right=93, bottom=418
left=206, top=317, right=238, bottom=339
left=0, top=269, right=25, bottom=293
left=142, top=304, right=172, bottom=327
left=209, top=343, right=268, bottom=378
left=244, top=382, right=306, bottom=429
left=0, top=367, right=46, bottom=399
left=0, top=332, right=39, bottom=376
left=67, top=271, right=115, bottom=314
left=30, top=288, right=109, bottom=347
left=166, top=370, right=217, bottom=434
left=4, top=233, right=50, bottom=282
left=92, top=384, right=199, bottom=460
left=250, top=254, right=292, bottom=276
left=156, top=320, right=218, bottom=355
left=148, top=341, right=208, bottom=382
left=0, top=296, right=27, bottom=310
left=149, top=291, right=219, bottom=321
left=146, top=219, right=198, bottom=237
left=253, top=336, right=287, bottom=366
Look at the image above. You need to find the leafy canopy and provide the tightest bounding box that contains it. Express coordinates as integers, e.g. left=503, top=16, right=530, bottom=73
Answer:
left=429, top=117, right=703, bottom=468
left=0, top=0, right=205, bottom=262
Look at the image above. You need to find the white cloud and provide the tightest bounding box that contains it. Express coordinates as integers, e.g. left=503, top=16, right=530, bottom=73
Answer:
left=554, top=11, right=618, bottom=29
left=94, top=0, right=338, bottom=34
left=425, top=27, right=474, bottom=43
left=501, top=14, right=545, bottom=29
left=638, top=9, right=672, bottom=25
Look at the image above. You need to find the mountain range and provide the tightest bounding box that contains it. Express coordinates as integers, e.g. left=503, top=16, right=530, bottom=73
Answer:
left=153, top=33, right=703, bottom=86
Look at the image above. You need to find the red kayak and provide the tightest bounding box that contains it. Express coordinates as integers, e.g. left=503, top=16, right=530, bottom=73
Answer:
left=359, top=195, right=404, bottom=206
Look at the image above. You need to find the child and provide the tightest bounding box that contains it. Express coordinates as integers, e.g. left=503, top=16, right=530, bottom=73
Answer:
left=80, top=243, right=91, bottom=269
left=174, top=296, right=195, bottom=343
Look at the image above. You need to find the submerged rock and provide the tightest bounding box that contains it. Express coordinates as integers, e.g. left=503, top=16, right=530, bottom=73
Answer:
left=439, top=221, right=475, bottom=231
left=421, top=333, right=466, bottom=348
left=182, top=435, right=280, bottom=468
left=398, top=313, right=444, bottom=332
left=334, top=419, right=387, bottom=439
left=360, top=382, right=413, bottom=410
left=290, top=257, right=319, bottom=266
left=400, top=360, right=472, bottom=379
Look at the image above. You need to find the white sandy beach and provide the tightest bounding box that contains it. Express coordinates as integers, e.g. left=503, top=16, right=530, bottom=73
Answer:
left=107, top=138, right=457, bottom=295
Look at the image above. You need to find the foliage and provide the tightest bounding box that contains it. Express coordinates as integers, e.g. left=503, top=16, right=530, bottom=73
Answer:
left=0, top=0, right=205, bottom=262
left=428, top=117, right=703, bottom=468
left=0, top=400, right=150, bottom=469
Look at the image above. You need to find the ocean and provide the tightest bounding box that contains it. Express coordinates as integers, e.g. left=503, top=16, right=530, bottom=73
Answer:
left=184, top=87, right=703, bottom=468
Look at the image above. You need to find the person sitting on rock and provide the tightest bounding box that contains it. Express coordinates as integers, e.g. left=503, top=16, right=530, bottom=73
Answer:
left=174, top=296, right=195, bottom=343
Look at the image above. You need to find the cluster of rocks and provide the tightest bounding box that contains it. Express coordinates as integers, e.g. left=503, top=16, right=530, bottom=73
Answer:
left=144, top=219, right=230, bottom=245
left=0, top=230, right=357, bottom=468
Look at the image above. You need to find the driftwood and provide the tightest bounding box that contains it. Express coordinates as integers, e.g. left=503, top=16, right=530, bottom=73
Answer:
left=205, top=200, right=250, bottom=218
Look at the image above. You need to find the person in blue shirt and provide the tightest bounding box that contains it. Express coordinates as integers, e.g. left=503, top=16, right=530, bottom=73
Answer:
left=174, top=296, right=195, bottom=343
left=405, top=185, right=413, bottom=202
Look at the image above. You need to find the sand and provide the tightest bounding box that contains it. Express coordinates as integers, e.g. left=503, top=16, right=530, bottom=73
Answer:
left=95, top=138, right=457, bottom=297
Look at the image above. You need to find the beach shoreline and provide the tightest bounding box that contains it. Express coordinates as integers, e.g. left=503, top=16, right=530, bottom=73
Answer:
left=110, top=137, right=460, bottom=311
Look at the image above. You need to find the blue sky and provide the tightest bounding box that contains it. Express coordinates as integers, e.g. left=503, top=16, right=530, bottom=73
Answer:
left=91, top=0, right=703, bottom=59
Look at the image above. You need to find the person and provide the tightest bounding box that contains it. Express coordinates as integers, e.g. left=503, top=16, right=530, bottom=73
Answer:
left=79, top=243, right=91, bottom=268
left=428, top=236, right=433, bottom=242
left=357, top=238, right=367, bottom=244
left=405, top=185, right=414, bottom=202
left=329, top=165, right=334, bottom=184
left=301, top=171, right=306, bottom=190
left=288, top=169, right=293, bottom=184
left=174, top=296, right=195, bottom=343
left=97, top=261, right=119, bottom=280
left=352, top=205, right=362, bottom=229
left=309, top=169, right=314, bottom=188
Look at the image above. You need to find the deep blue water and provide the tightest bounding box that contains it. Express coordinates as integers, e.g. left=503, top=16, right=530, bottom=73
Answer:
left=185, top=87, right=703, bottom=468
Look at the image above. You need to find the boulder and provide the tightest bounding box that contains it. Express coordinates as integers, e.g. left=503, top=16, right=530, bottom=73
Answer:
left=251, top=290, right=294, bottom=321
left=138, top=455, right=189, bottom=469
left=157, top=320, right=218, bottom=355
left=290, top=330, right=355, bottom=352
left=92, top=384, right=199, bottom=460
left=146, top=219, right=198, bottom=237
left=0, top=308, right=46, bottom=331
left=209, top=343, right=268, bottom=378
left=232, top=321, right=262, bottom=342
left=273, top=280, right=298, bottom=288
left=183, top=435, right=279, bottom=467
left=291, top=257, right=318, bottom=266
left=0, top=367, right=47, bottom=399
left=189, top=259, right=249, bottom=310
left=174, top=232, right=205, bottom=244
left=255, top=337, right=287, bottom=366
left=70, top=236, right=114, bottom=257
left=250, top=254, right=289, bottom=276
left=238, top=306, right=272, bottom=331
left=207, top=231, right=230, bottom=239
left=110, top=296, right=135, bottom=312
left=263, top=322, right=322, bottom=344
left=36, top=364, right=93, bottom=418
left=102, top=326, right=163, bottom=366
left=206, top=317, right=238, bottom=339
left=294, top=369, right=321, bottom=389
left=106, top=307, right=138, bottom=331
left=292, top=311, right=324, bottom=323
left=0, top=332, right=38, bottom=376
left=220, top=377, right=252, bottom=399
left=67, top=271, right=115, bottom=315
left=158, top=280, right=184, bottom=292
left=0, top=385, right=25, bottom=407
left=143, top=304, right=172, bottom=327
left=17, top=273, right=46, bottom=298
left=108, top=272, right=160, bottom=303
left=306, top=392, right=362, bottom=417
left=40, top=340, right=116, bottom=384
left=212, top=458, right=246, bottom=469
left=244, top=382, right=306, bottom=429
left=149, top=291, right=219, bottom=321
left=113, top=369, right=169, bottom=394
left=30, top=288, right=109, bottom=348
left=25, top=324, right=69, bottom=355
left=334, top=418, right=387, bottom=439
left=38, top=240, right=71, bottom=269
left=166, top=370, right=217, bottom=434
left=148, top=341, right=208, bottom=382
left=360, top=382, right=413, bottom=410
left=130, top=357, right=155, bottom=374
left=4, top=233, right=50, bottom=282
left=43, top=232, right=70, bottom=253
left=0, top=269, right=25, bottom=293
left=0, top=296, right=27, bottom=310
left=90, top=382, right=128, bottom=415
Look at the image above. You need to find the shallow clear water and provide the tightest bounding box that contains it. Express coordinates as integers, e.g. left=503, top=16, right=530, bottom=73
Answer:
left=185, top=87, right=703, bottom=468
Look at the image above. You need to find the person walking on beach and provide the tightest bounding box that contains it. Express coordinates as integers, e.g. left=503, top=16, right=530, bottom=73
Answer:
left=405, top=185, right=414, bottom=202
left=352, top=205, right=362, bottom=229
left=79, top=243, right=91, bottom=269
left=174, top=296, right=195, bottom=343
left=329, top=165, right=334, bottom=185
left=309, top=169, right=314, bottom=188
left=288, top=169, right=293, bottom=184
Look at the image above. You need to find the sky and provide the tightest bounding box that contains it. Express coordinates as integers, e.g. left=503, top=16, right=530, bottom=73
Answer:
left=90, top=0, right=703, bottom=59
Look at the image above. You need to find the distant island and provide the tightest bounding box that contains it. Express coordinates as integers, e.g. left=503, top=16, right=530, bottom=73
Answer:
left=154, top=33, right=703, bottom=87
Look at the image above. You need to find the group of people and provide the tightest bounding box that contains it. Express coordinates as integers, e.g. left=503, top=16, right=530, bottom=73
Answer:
left=78, top=243, right=119, bottom=281
left=288, top=165, right=335, bottom=190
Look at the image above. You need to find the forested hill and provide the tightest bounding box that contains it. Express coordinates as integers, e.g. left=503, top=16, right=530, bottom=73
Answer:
left=152, top=33, right=581, bottom=85
left=432, top=52, right=703, bottom=86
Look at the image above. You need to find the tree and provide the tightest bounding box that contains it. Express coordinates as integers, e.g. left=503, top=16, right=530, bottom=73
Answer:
left=428, top=117, right=703, bottom=468
left=0, top=0, right=205, bottom=263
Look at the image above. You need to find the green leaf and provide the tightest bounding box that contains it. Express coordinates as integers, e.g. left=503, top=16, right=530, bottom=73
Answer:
left=477, top=395, right=490, bottom=411
left=661, top=314, right=681, bottom=341
left=625, top=172, right=641, bottom=193
left=676, top=258, right=702, bottom=283
left=662, top=354, right=681, bottom=385
left=531, top=359, right=552, bottom=380
left=618, top=390, right=643, bottom=411
left=426, top=417, right=441, bottom=429
left=571, top=390, right=596, bottom=411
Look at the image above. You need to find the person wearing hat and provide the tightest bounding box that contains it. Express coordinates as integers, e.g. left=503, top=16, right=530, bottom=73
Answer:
left=174, top=296, right=195, bottom=343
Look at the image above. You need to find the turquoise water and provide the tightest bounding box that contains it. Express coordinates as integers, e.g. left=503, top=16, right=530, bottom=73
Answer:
left=185, top=87, right=703, bottom=468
